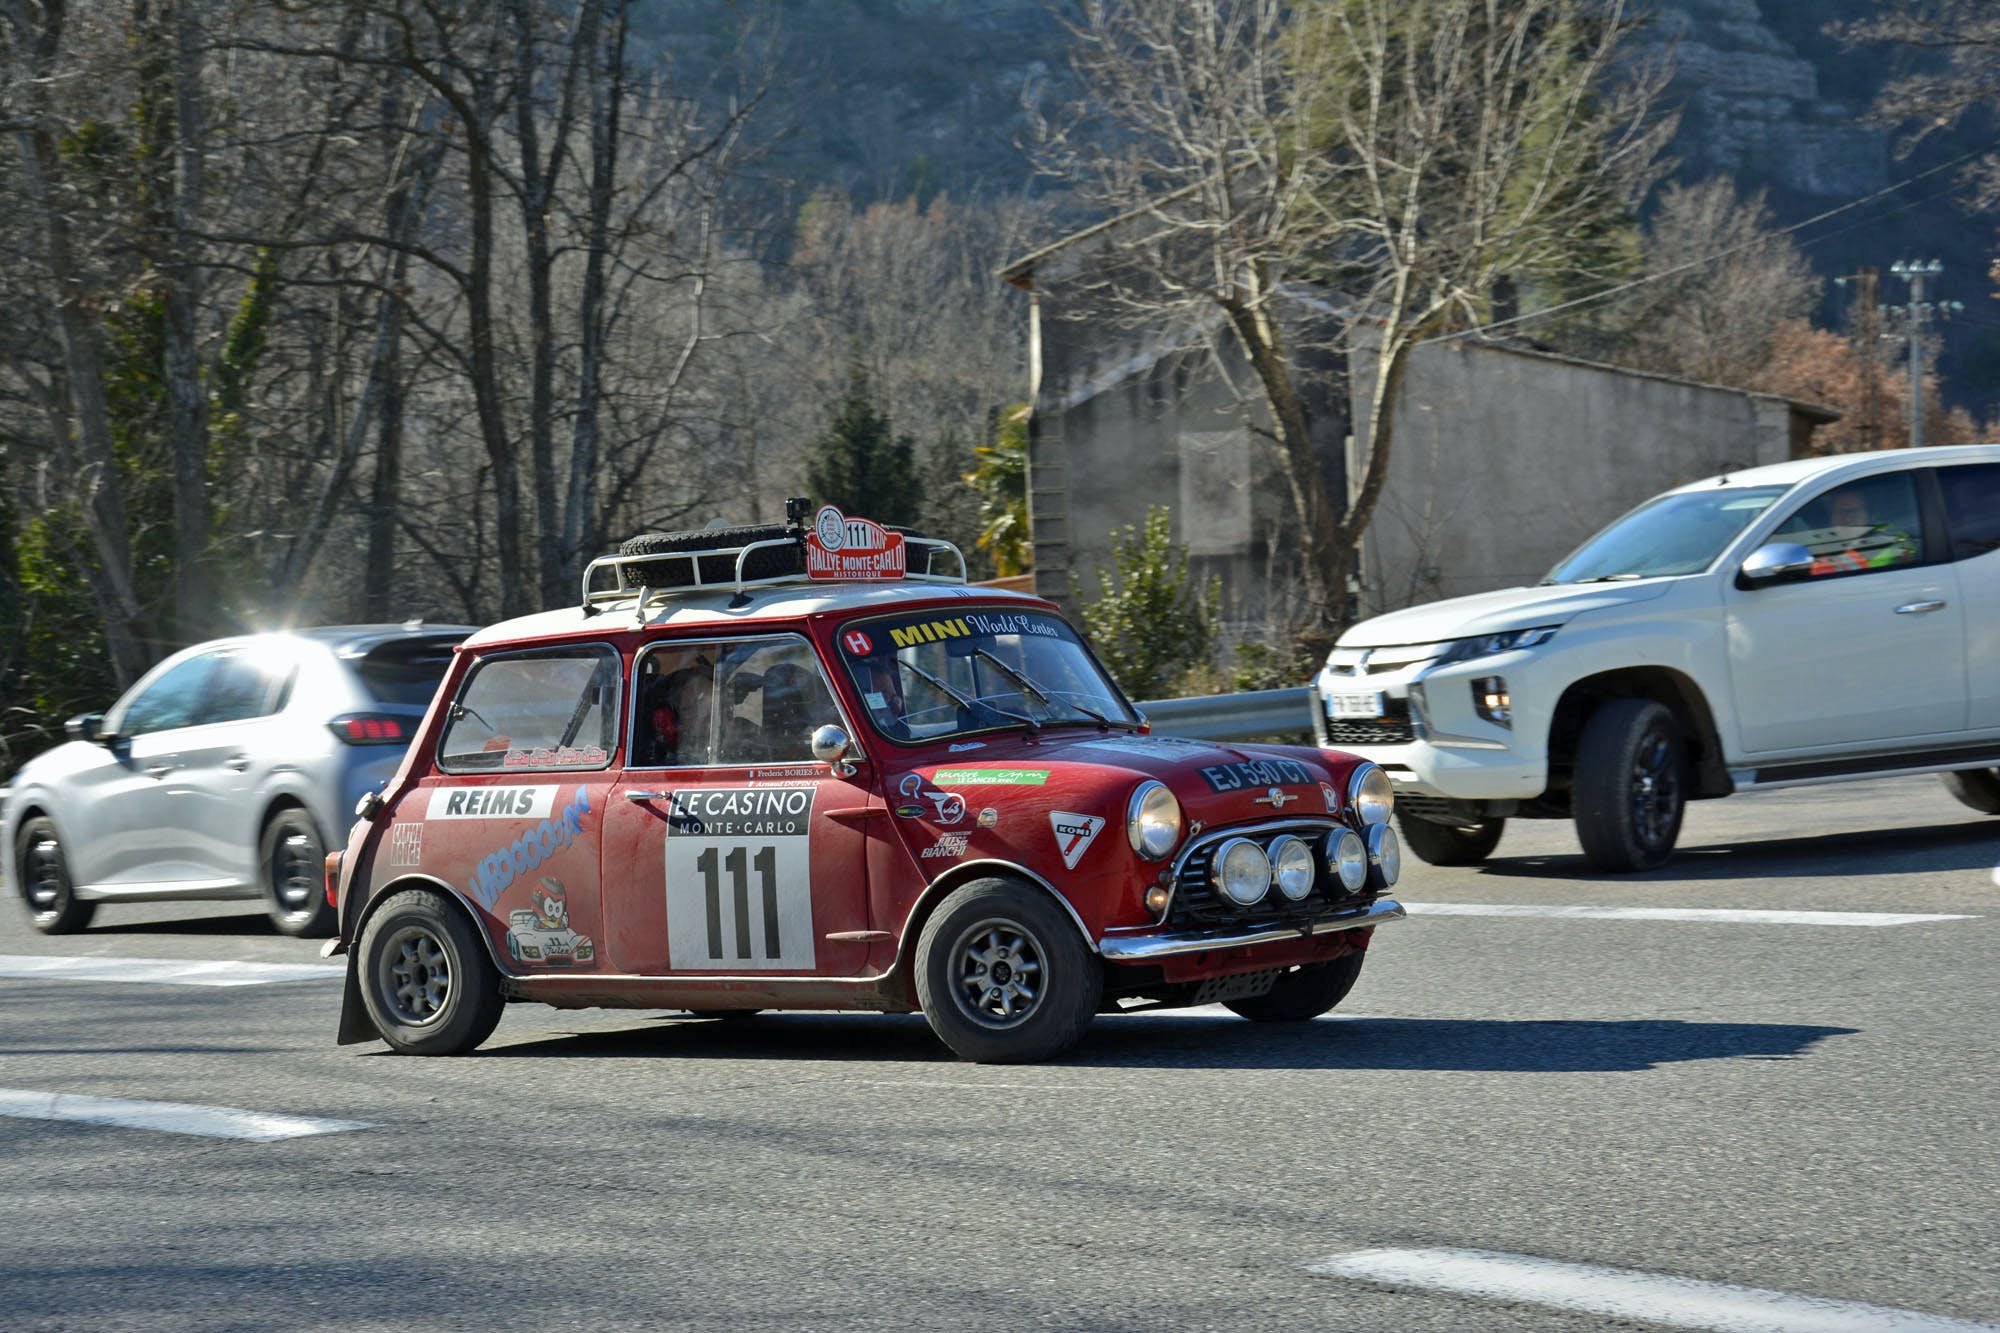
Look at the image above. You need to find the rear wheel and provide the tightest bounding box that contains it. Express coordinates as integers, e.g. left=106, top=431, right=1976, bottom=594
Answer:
left=1224, top=951, right=1367, bottom=1022
left=1939, top=768, right=2000, bottom=815
left=915, top=878, right=1101, bottom=1063
left=1396, top=811, right=1505, bottom=866
left=1573, top=699, right=1687, bottom=872
left=260, top=807, right=334, bottom=937
left=357, top=889, right=504, bottom=1055
left=15, top=817, right=94, bottom=934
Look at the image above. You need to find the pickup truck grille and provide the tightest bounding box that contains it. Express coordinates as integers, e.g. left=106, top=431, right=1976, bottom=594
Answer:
left=1168, top=820, right=1377, bottom=932
left=1324, top=718, right=1415, bottom=745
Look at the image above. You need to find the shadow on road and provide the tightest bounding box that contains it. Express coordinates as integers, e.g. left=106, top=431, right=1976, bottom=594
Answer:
left=71, top=912, right=282, bottom=936
left=473, top=1012, right=1856, bottom=1073
left=1479, top=819, right=1998, bottom=883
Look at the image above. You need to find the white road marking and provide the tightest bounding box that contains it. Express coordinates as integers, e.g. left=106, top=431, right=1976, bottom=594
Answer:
left=1305, top=1248, right=1998, bottom=1332
left=0, top=954, right=342, bottom=986
left=1403, top=904, right=1975, bottom=927
left=0, top=1088, right=371, bottom=1141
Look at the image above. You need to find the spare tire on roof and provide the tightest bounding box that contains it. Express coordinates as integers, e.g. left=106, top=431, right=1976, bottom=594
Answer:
left=615, top=524, right=802, bottom=590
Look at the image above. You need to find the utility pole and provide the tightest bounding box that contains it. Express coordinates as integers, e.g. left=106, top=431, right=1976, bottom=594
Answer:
left=1833, top=266, right=1881, bottom=451
left=1885, top=259, right=1962, bottom=449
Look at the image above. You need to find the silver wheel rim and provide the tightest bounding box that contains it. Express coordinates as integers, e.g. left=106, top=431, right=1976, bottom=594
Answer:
left=24, top=835, right=63, bottom=917
left=946, top=917, right=1048, bottom=1030
left=272, top=830, right=318, bottom=914
left=377, top=924, right=454, bottom=1026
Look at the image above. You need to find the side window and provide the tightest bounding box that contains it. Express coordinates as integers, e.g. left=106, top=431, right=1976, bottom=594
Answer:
left=438, top=647, right=619, bottom=773
left=1769, top=473, right=1924, bottom=577
left=631, top=637, right=842, bottom=768
left=115, top=653, right=222, bottom=737
left=1938, top=463, right=2000, bottom=561
left=198, top=646, right=293, bottom=725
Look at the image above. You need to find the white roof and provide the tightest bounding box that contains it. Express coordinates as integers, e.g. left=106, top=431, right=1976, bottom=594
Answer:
left=463, top=581, right=1049, bottom=648
left=1666, top=443, right=2000, bottom=495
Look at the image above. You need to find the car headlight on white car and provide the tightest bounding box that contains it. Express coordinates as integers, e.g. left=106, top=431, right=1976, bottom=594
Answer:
left=1126, top=780, right=1182, bottom=860
left=1434, top=624, right=1560, bottom=665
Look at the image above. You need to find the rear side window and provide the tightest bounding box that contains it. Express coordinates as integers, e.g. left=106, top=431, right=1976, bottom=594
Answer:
left=199, top=645, right=294, bottom=724
left=1938, top=463, right=2000, bottom=561
left=438, top=646, right=620, bottom=773
left=353, top=637, right=462, bottom=707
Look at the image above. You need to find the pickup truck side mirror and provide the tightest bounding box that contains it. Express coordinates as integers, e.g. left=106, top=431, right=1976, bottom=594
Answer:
left=65, top=712, right=108, bottom=743
left=1737, top=542, right=1814, bottom=588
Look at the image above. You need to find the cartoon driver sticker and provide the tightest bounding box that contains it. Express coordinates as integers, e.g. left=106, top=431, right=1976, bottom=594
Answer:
left=506, top=877, right=596, bottom=967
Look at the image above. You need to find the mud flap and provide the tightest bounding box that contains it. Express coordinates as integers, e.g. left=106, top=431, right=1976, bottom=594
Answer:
left=335, top=951, right=380, bottom=1046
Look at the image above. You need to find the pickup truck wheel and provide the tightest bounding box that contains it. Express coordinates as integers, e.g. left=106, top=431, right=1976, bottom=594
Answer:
left=1396, top=811, right=1504, bottom=866
left=1573, top=699, right=1686, bottom=872
left=1224, top=951, right=1366, bottom=1022
left=260, top=808, right=334, bottom=937
left=357, top=889, right=504, bottom=1055
left=915, top=878, right=1101, bottom=1063
left=15, top=817, right=95, bottom=934
left=1939, top=768, right=2000, bottom=815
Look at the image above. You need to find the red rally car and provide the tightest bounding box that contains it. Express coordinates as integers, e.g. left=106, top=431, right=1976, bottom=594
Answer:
left=325, top=502, right=1408, bottom=1063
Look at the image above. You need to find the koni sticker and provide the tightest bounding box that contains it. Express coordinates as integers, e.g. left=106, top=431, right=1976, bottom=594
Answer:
left=1049, top=812, right=1105, bottom=870
left=465, top=786, right=593, bottom=909
left=664, top=788, right=817, bottom=971
left=427, top=785, right=557, bottom=820
left=930, top=768, right=1050, bottom=786
left=387, top=822, right=425, bottom=867
left=505, top=879, right=595, bottom=967
left=1199, top=758, right=1317, bottom=792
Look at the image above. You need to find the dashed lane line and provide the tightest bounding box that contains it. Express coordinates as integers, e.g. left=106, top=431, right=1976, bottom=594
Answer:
left=1305, top=1248, right=1998, bottom=1332
left=1403, top=904, right=1976, bottom=926
left=0, top=954, right=342, bottom=986
left=0, top=1088, right=371, bottom=1141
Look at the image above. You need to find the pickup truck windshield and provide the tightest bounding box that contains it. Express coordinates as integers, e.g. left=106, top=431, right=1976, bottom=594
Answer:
left=836, top=607, right=1140, bottom=744
left=1544, top=485, right=1787, bottom=584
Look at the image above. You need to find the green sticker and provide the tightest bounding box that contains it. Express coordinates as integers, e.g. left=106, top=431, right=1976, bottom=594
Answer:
left=931, top=768, right=1050, bottom=786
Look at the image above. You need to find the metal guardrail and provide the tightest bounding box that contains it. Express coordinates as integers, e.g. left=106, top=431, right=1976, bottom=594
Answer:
left=1134, top=686, right=1317, bottom=744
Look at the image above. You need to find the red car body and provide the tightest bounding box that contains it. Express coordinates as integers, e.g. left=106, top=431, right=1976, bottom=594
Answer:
left=329, top=518, right=1406, bottom=1061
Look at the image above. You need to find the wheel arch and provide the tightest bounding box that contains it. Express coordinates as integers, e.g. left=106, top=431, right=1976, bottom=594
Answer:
left=255, top=788, right=331, bottom=850
left=889, top=858, right=1097, bottom=990
left=339, top=871, right=512, bottom=1046
left=1548, top=667, right=1731, bottom=801
left=5, top=802, right=56, bottom=898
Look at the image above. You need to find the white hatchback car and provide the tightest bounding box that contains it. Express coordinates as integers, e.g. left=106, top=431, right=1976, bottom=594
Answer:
left=1313, top=445, right=2000, bottom=870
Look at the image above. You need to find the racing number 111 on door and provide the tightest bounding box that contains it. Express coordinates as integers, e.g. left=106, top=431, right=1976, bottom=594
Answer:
left=665, top=788, right=819, bottom=971
left=694, top=845, right=780, bottom=961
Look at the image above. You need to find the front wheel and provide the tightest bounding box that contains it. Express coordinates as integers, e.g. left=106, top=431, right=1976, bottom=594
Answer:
left=356, top=889, right=504, bottom=1055
left=1397, top=811, right=1505, bottom=866
left=1939, top=768, right=2000, bottom=815
left=1572, top=699, right=1687, bottom=872
left=915, top=878, right=1101, bottom=1063
left=1225, top=950, right=1367, bottom=1022
left=260, top=808, right=334, bottom=937
left=15, top=817, right=95, bottom=934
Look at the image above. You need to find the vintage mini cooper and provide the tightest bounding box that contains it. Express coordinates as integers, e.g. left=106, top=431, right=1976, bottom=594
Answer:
left=325, top=504, right=1407, bottom=1062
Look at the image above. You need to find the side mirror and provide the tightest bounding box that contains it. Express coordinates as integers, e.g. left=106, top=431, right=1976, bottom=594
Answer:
left=65, top=713, right=106, bottom=743
left=1738, top=542, right=1814, bottom=588
left=811, top=723, right=859, bottom=778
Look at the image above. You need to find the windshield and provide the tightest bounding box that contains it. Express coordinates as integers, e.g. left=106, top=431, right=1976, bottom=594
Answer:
left=1544, top=486, right=1788, bottom=584
left=836, top=606, right=1139, bottom=744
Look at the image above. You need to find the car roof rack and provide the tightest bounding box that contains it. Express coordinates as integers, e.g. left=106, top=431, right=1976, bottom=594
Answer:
left=579, top=533, right=969, bottom=613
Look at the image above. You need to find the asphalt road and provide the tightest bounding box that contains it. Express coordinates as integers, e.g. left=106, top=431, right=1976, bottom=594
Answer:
left=2, top=776, right=1994, bottom=1331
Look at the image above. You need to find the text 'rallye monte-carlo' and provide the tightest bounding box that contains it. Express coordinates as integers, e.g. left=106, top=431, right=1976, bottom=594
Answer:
left=324, top=500, right=1408, bottom=1062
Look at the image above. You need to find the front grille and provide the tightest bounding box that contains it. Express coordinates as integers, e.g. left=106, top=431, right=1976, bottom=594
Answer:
left=1168, top=822, right=1376, bottom=932
left=1324, top=717, right=1414, bottom=745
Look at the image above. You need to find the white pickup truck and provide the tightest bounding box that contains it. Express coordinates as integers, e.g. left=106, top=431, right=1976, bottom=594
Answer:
left=1313, top=444, right=2000, bottom=871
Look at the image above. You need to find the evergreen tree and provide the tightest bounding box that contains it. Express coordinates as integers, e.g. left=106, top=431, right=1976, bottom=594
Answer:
left=805, top=355, right=922, bottom=527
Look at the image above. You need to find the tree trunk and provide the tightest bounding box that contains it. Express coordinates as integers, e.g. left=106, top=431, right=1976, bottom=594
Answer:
left=163, top=0, right=212, bottom=643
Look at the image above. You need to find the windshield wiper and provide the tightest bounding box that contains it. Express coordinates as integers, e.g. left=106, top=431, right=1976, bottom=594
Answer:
left=901, top=659, right=1040, bottom=735
left=1543, top=572, right=1645, bottom=585
left=974, top=649, right=1140, bottom=732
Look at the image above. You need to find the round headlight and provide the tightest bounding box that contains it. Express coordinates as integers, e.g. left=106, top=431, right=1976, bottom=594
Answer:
left=1326, top=827, right=1368, bottom=893
left=1212, top=837, right=1272, bottom=907
left=1348, top=763, right=1394, bottom=825
left=1269, top=834, right=1315, bottom=902
left=1126, top=780, right=1182, bottom=860
left=1366, top=823, right=1401, bottom=889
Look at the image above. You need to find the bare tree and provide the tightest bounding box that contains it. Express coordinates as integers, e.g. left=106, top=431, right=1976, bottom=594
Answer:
left=1036, top=0, right=1670, bottom=639
left=1845, top=1, right=2000, bottom=209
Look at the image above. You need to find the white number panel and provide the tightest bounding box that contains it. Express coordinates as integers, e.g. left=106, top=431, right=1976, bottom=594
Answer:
left=663, top=787, right=817, bottom=971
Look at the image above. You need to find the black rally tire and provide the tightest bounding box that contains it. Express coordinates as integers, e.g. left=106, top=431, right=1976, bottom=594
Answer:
left=1396, top=811, right=1505, bottom=866
left=15, top=816, right=95, bottom=935
left=915, top=877, right=1102, bottom=1063
left=1572, top=698, right=1687, bottom=872
left=616, top=524, right=802, bottom=590
left=686, top=1009, right=762, bottom=1020
left=260, top=807, right=335, bottom=937
left=1939, top=768, right=2000, bottom=815
left=1224, top=950, right=1367, bottom=1022
left=356, top=888, right=505, bottom=1055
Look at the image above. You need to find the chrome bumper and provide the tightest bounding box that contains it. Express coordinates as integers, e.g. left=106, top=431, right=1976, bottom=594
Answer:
left=1097, top=898, right=1406, bottom=962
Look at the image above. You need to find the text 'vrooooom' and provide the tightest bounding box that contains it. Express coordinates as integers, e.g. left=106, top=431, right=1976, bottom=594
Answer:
left=465, top=786, right=592, bottom=909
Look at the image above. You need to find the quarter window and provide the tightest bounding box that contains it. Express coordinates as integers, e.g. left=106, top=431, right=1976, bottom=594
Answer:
left=198, top=645, right=293, bottom=725
left=1937, top=463, right=2000, bottom=561
left=438, top=647, right=620, bottom=773
left=1769, top=473, right=1924, bottom=577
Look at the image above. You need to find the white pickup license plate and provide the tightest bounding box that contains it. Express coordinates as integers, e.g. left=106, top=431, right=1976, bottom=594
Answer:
left=1328, top=690, right=1386, bottom=720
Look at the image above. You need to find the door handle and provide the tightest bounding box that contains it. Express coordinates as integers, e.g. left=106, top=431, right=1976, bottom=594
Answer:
left=1894, top=600, right=1947, bottom=615
left=624, top=790, right=670, bottom=803
left=224, top=755, right=250, bottom=772
left=145, top=765, right=173, bottom=779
